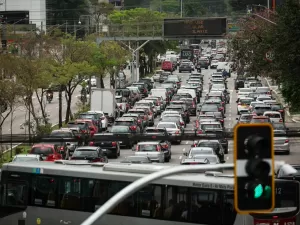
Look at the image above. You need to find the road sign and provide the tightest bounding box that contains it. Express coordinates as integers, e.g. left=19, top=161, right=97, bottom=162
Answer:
left=265, top=50, right=275, bottom=62
left=163, top=18, right=227, bottom=38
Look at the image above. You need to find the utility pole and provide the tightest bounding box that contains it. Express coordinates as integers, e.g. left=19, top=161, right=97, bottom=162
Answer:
left=180, top=0, right=183, bottom=18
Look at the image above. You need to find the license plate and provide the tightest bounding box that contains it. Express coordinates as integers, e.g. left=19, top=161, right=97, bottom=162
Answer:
left=119, top=141, right=123, bottom=143
left=102, top=149, right=107, bottom=151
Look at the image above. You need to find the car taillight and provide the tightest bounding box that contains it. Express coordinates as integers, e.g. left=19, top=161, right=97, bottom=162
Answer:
left=156, top=145, right=161, bottom=151
left=180, top=122, right=184, bottom=126
left=60, top=146, right=64, bottom=150
left=175, top=130, right=180, bottom=134
left=197, top=130, right=203, bottom=134
left=89, top=142, right=94, bottom=146
left=137, top=119, right=141, bottom=123
left=220, top=120, right=224, bottom=123
left=238, top=103, right=241, bottom=105
left=77, top=135, right=81, bottom=139
left=82, top=130, right=87, bottom=133
left=219, top=107, right=224, bottom=111
left=92, top=158, right=101, bottom=163
left=144, top=89, right=147, bottom=93
left=46, top=154, right=55, bottom=161
left=278, top=109, right=284, bottom=112
left=279, top=119, right=283, bottom=122
left=130, top=126, right=137, bottom=130
left=162, top=144, right=168, bottom=149
left=285, top=139, right=289, bottom=143
left=112, top=142, right=117, bottom=146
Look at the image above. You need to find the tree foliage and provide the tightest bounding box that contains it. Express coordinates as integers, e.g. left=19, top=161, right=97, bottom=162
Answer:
left=230, top=0, right=300, bottom=110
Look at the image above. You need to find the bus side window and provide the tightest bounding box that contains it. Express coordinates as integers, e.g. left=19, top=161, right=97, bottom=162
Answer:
left=59, top=178, right=81, bottom=210
left=32, top=176, right=57, bottom=207
left=136, top=185, right=161, bottom=218
left=4, top=181, right=28, bottom=207
left=222, top=191, right=236, bottom=225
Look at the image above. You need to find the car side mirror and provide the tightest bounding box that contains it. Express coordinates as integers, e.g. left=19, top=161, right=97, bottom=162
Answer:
left=183, top=152, right=188, bottom=156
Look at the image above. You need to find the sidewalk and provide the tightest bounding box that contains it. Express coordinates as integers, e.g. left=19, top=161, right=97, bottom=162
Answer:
left=264, top=78, right=300, bottom=123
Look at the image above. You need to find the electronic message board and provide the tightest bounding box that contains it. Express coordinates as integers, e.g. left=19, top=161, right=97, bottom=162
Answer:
left=163, top=17, right=227, bottom=38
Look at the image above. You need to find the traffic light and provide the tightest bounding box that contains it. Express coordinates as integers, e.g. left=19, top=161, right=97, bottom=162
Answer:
left=234, top=123, right=275, bottom=213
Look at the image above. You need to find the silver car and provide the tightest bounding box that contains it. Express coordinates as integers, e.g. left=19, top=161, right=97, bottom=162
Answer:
left=133, top=142, right=165, bottom=163
left=274, top=136, right=290, bottom=154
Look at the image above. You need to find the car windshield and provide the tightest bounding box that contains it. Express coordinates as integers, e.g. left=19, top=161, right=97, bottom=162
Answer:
left=193, top=155, right=218, bottom=163
left=190, top=150, right=212, bottom=156
left=13, top=157, right=39, bottom=162
left=240, top=115, right=252, bottom=121
left=135, top=102, right=150, bottom=107
left=157, top=123, right=176, bottom=129
left=31, top=147, right=53, bottom=156
left=201, top=124, right=222, bottom=130
left=111, top=126, right=129, bottom=133
left=73, top=150, right=98, bottom=157
left=50, top=132, right=72, bottom=137
left=138, top=144, right=157, bottom=151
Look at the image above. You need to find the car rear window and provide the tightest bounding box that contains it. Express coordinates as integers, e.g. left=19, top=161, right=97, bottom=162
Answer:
left=78, top=114, right=95, bottom=120
left=73, top=150, right=98, bottom=157
left=265, top=113, right=281, bottom=118
left=201, top=124, right=222, bottom=130
left=157, top=123, right=176, bottom=129
left=138, top=145, right=157, bottom=151
left=271, top=104, right=282, bottom=111
left=201, top=104, right=219, bottom=111
left=115, top=121, right=134, bottom=126
left=251, top=118, right=270, bottom=123
left=50, top=132, right=72, bottom=138
left=111, top=126, right=130, bottom=133
left=31, top=147, right=53, bottom=156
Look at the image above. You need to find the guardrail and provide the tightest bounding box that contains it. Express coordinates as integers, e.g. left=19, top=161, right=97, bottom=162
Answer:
left=1, top=131, right=300, bottom=144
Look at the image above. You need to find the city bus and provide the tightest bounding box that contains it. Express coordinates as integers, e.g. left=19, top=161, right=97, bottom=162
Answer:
left=0, top=161, right=299, bottom=225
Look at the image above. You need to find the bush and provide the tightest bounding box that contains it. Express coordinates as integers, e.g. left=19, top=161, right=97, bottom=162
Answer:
left=73, top=103, right=90, bottom=119
left=36, top=123, right=53, bottom=136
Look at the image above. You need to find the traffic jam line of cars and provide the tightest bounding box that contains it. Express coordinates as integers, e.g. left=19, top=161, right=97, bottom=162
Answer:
left=11, top=42, right=249, bottom=165
left=235, top=76, right=290, bottom=154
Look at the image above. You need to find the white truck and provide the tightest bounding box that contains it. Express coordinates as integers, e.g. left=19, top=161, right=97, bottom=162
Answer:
left=90, top=89, right=120, bottom=125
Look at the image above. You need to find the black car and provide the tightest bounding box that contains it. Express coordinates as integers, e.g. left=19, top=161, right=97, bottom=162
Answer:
left=179, top=98, right=197, bottom=116
left=139, top=78, right=154, bottom=91
left=110, top=125, right=135, bottom=148
left=193, top=139, right=227, bottom=157
left=90, top=133, right=121, bottom=158
left=179, top=62, right=193, bottom=73
left=234, top=78, right=245, bottom=90
left=70, top=146, right=108, bottom=163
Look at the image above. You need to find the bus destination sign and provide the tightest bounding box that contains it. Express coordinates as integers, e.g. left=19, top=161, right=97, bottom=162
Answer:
left=163, top=18, right=227, bottom=38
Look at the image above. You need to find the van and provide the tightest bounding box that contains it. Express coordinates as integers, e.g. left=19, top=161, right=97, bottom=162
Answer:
left=150, top=88, right=168, bottom=103
left=162, top=61, right=174, bottom=72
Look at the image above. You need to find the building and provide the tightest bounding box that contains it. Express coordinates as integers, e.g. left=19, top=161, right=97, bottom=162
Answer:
left=0, top=0, right=46, bottom=31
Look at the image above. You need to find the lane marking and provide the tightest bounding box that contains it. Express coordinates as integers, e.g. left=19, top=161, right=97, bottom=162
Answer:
left=183, top=148, right=185, bottom=152
left=226, top=156, right=229, bottom=160
left=185, top=141, right=188, bottom=144
left=179, top=156, right=182, bottom=160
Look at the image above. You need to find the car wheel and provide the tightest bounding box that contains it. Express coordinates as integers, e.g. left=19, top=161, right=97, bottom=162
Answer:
left=225, top=148, right=228, bottom=154
left=205, top=67, right=208, bottom=69
left=179, top=70, right=181, bottom=73
left=165, top=157, right=170, bottom=162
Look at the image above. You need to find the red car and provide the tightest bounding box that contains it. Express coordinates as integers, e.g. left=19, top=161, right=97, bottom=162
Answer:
left=75, top=119, right=98, bottom=137
left=29, top=144, right=63, bottom=161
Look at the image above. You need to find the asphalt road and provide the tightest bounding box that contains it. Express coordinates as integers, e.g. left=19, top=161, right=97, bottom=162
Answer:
left=107, top=67, right=300, bottom=165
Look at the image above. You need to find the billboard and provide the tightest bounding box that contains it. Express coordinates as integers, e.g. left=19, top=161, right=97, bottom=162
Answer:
left=163, top=18, right=227, bottom=38
left=0, top=11, right=29, bottom=24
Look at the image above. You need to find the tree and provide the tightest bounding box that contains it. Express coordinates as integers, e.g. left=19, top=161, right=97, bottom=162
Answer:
left=45, top=36, right=96, bottom=125
left=89, top=1, right=114, bottom=33
left=108, top=8, right=177, bottom=75
left=91, top=41, right=129, bottom=88
left=270, top=0, right=300, bottom=110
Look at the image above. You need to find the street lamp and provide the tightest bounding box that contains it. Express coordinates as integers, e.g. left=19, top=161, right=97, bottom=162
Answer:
left=78, top=15, right=92, bottom=35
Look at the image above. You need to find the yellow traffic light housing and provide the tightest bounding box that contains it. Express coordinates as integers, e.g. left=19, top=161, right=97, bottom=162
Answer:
left=234, top=123, right=275, bottom=214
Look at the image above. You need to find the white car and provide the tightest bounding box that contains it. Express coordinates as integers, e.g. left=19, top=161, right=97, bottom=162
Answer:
left=263, top=111, right=283, bottom=123
left=12, top=154, right=43, bottom=162
left=88, top=110, right=108, bottom=130
left=237, top=97, right=253, bottom=115
left=156, top=121, right=183, bottom=144
left=237, top=88, right=253, bottom=99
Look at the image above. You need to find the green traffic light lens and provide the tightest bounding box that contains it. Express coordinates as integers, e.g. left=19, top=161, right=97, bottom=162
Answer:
left=254, top=184, right=263, bottom=198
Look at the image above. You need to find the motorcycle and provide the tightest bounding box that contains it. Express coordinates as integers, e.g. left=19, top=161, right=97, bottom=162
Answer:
left=196, top=65, right=202, bottom=72
left=47, top=93, right=53, bottom=103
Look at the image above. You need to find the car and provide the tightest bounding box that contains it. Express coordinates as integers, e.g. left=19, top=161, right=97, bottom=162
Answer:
left=179, top=62, right=193, bottom=73
left=187, top=154, right=221, bottom=164
left=272, top=122, right=289, bottom=135
left=263, top=111, right=283, bottom=123
left=114, top=117, right=141, bottom=133
left=71, top=146, right=108, bottom=162
left=89, top=133, right=121, bottom=158
left=179, top=98, right=197, bottom=116
left=198, top=57, right=210, bottom=69
left=115, top=96, right=130, bottom=115
left=210, top=59, right=219, bottom=69
left=152, top=70, right=164, bottom=82
left=193, top=139, right=227, bottom=155
left=49, top=129, right=78, bottom=152
left=236, top=97, right=253, bottom=115
left=29, top=144, right=64, bottom=161
left=77, top=112, right=102, bottom=131
left=75, top=119, right=98, bottom=137
left=274, top=136, right=290, bottom=155
left=236, top=114, right=253, bottom=124
left=120, top=156, right=152, bottom=164
left=237, top=88, right=252, bottom=99
left=127, top=108, right=150, bottom=128
left=122, top=113, right=144, bottom=131
left=110, top=125, right=135, bottom=148
left=139, top=78, right=154, bottom=91
left=165, top=105, right=190, bottom=123
left=134, top=106, right=155, bottom=126
left=183, top=147, right=214, bottom=158
left=133, top=141, right=170, bottom=163
left=160, top=113, right=185, bottom=128
left=131, top=83, right=149, bottom=98
left=256, top=94, right=272, bottom=102
left=12, top=154, right=43, bottom=162
left=251, top=104, right=272, bottom=116
left=198, top=103, right=220, bottom=115
left=156, top=121, right=183, bottom=144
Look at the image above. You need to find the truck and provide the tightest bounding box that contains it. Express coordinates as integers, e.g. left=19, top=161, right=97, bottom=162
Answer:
left=90, top=89, right=120, bottom=125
